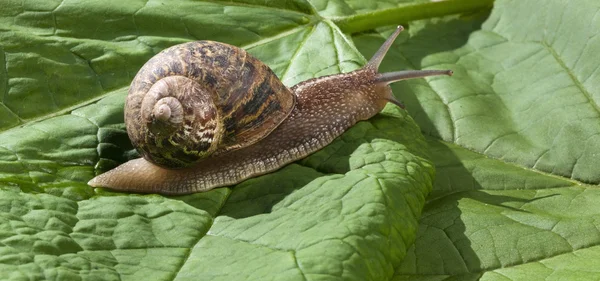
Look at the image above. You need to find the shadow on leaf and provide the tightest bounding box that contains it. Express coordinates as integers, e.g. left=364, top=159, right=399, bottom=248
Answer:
left=208, top=108, right=427, bottom=219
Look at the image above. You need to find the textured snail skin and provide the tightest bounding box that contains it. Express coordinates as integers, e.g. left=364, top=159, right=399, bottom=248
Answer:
left=88, top=26, right=452, bottom=194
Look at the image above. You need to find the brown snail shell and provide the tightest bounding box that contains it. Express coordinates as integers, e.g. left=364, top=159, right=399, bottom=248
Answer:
left=89, top=26, right=452, bottom=194
left=126, top=41, right=295, bottom=168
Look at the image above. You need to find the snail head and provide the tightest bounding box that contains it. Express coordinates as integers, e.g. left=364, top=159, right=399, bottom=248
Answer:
left=365, top=25, right=453, bottom=109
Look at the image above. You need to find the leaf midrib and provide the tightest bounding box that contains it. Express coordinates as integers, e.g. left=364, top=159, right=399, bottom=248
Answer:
left=171, top=187, right=232, bottom=281
left=541, top=41, right=600, bottom=117
left=0, top=87, right=126, bottom=133
left=204, top=0, right=317, bottom=16
left=332, top=0, right=494, bottom=34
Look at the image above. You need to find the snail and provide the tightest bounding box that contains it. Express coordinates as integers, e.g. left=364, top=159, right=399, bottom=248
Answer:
left=88, top=26, right=452, bottom=195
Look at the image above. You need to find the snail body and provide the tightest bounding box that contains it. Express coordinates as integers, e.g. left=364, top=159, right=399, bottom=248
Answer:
left=88, top=26, right=452, bottom=194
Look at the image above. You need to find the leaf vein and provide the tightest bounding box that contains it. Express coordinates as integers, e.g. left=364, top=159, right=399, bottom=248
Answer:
left=170, top=188, right=232, bottom=281
left=542, top=41, right=600, bottom=117
left=427, top=139, right=584, bottom=187
left=280, top=25, right=316, bottom=80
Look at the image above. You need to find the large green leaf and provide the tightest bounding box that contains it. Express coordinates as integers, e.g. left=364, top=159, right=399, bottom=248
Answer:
left=351, top=0, right=600, bottom=280
left=2, top=0, right=599, bottom=280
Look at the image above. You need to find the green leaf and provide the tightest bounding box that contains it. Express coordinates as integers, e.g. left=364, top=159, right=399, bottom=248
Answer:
left=351, top=0, right=600, bottom=279
left=382, top=0, right=600, bottom=184
left=4, top=0, right=598, bottom=279
left=0, top=106, right=435, bottom=280
left=0, top=0, right=479, bottom=279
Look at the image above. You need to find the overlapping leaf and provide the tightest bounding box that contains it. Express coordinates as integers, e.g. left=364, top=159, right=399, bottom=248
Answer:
left=352, top=0, right=600, bottom=280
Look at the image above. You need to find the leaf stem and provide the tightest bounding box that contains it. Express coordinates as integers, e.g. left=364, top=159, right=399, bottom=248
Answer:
left=333, top=0, right=494, bottom=34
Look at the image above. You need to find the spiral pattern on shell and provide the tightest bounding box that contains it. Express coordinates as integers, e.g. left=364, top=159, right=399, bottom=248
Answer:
left=125, top=41, right=296, bottom=168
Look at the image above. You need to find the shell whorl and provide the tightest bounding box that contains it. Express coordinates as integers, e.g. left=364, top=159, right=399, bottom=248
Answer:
left=125, top=41, right=296, bottom=168
left=136, top=75, right=223, bottom=167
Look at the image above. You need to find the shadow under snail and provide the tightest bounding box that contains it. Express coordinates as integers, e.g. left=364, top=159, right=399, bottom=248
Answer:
left=88, top=26, right=452, bottom=195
